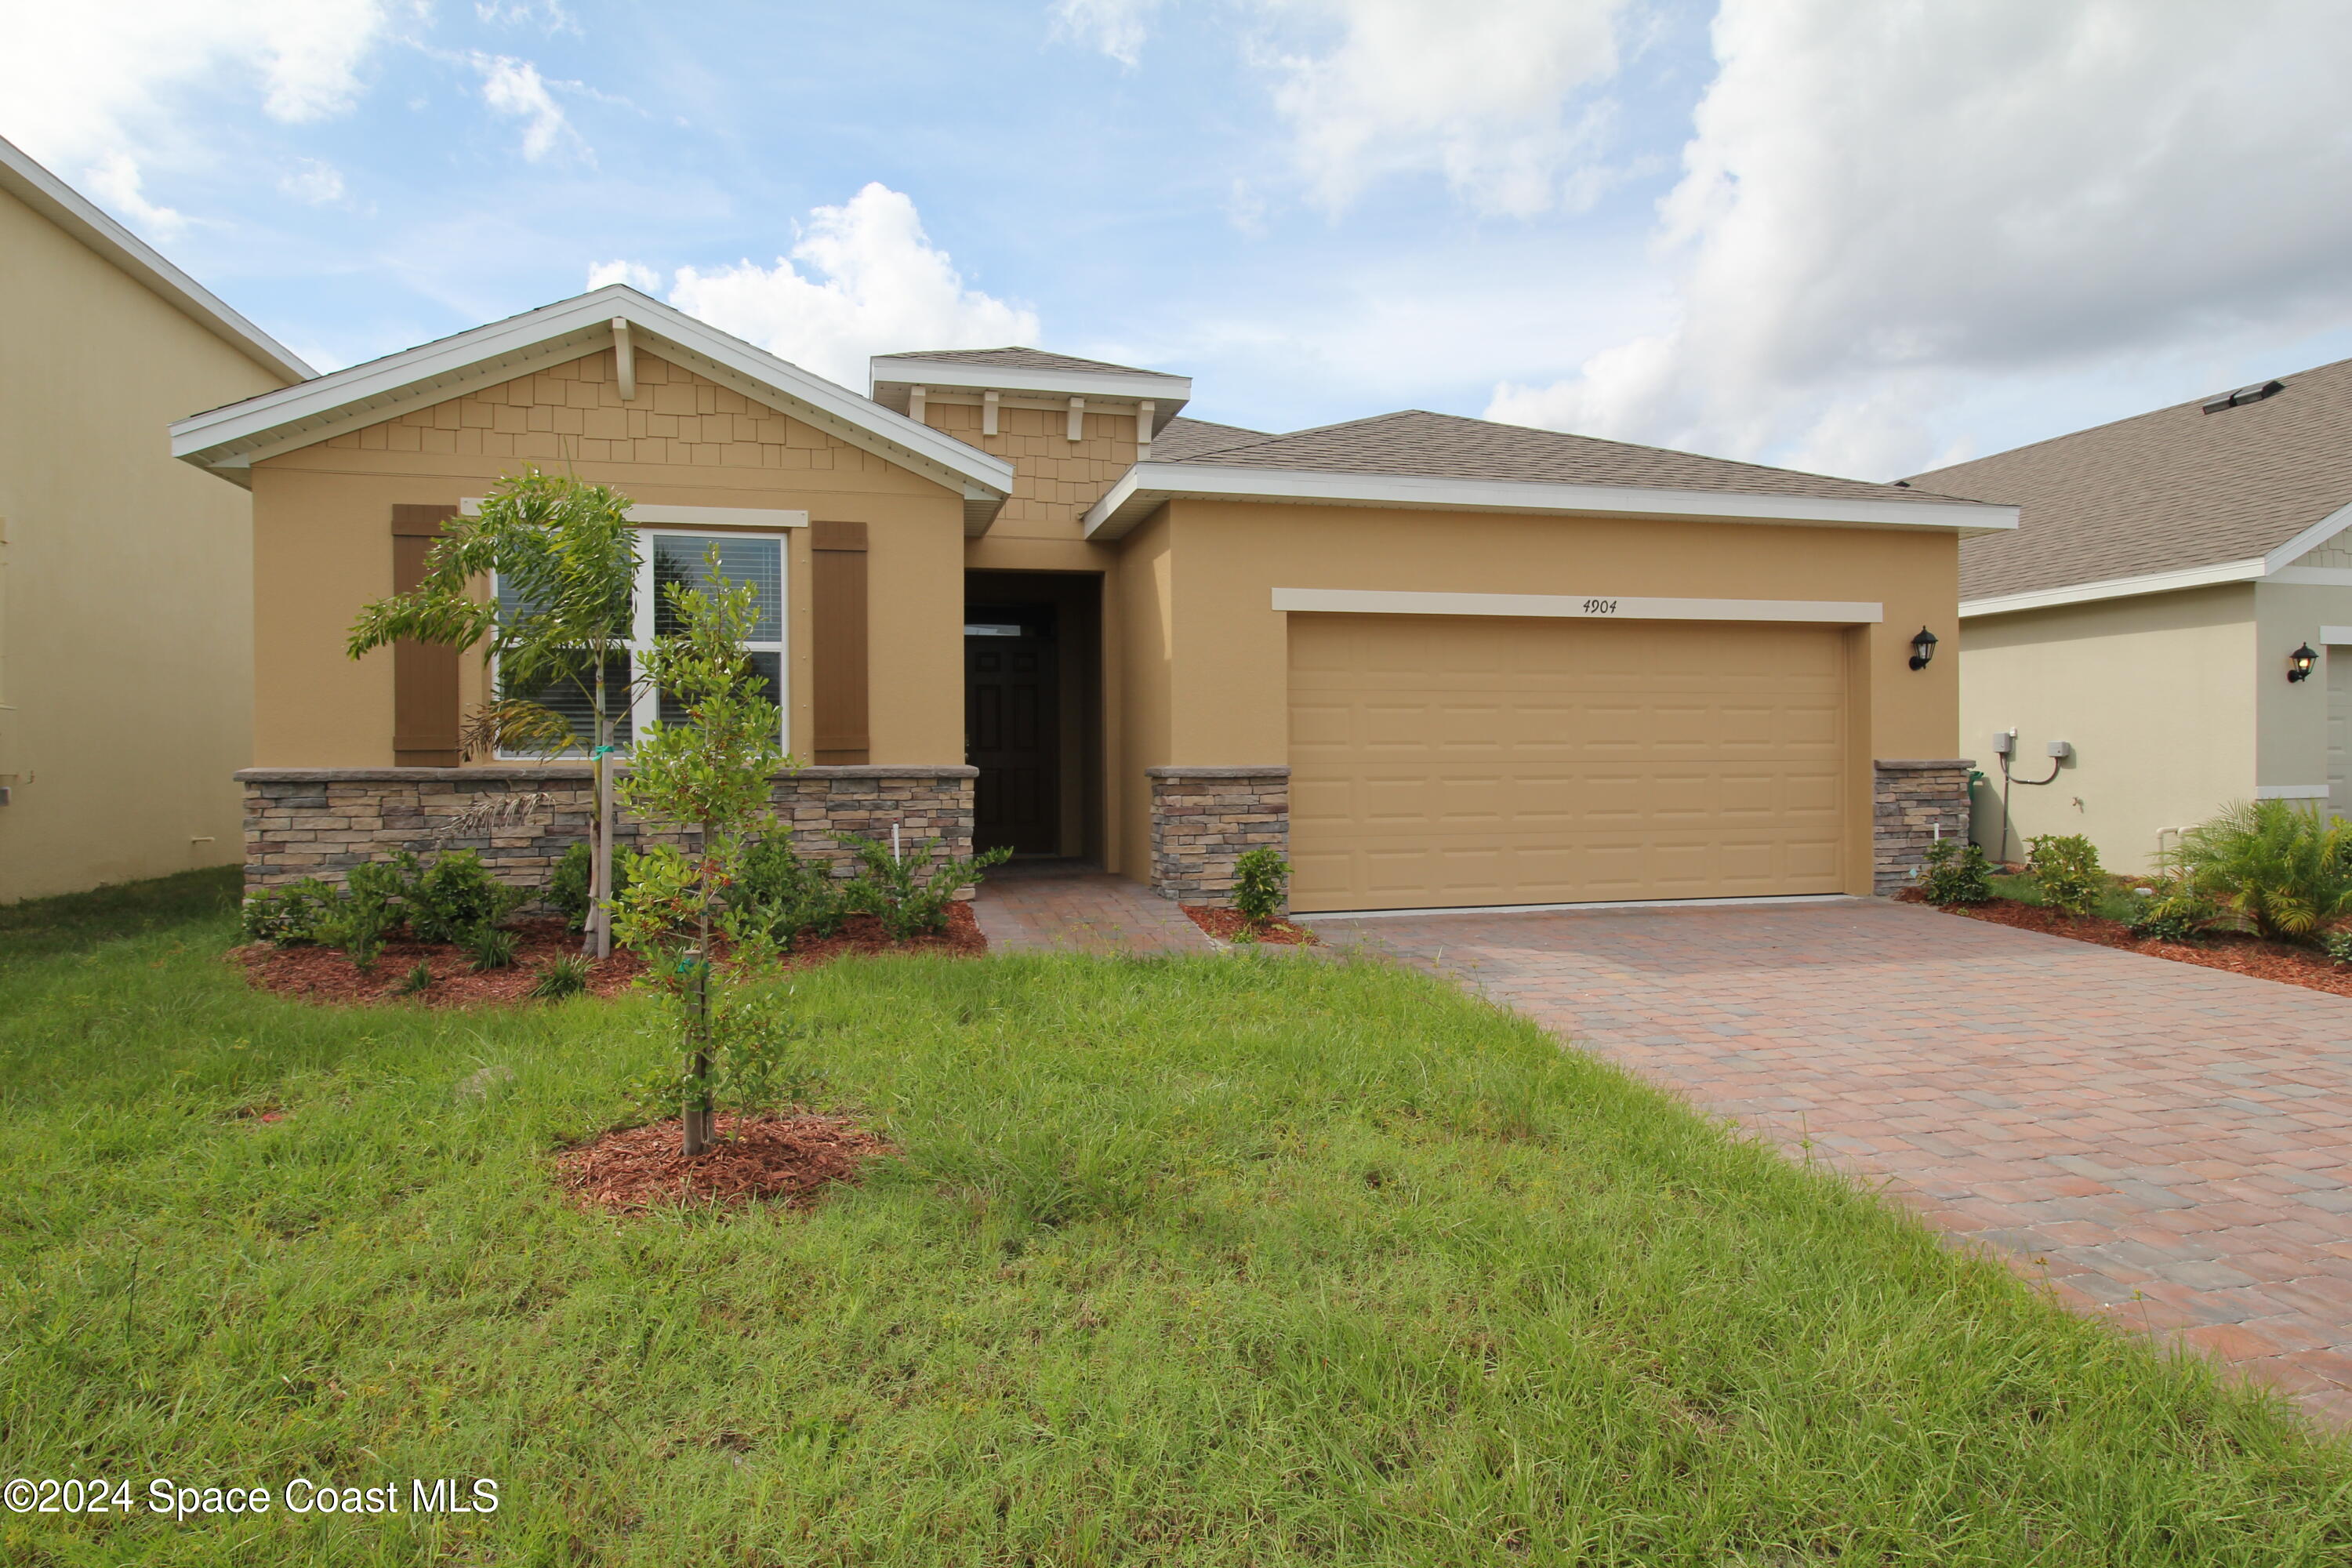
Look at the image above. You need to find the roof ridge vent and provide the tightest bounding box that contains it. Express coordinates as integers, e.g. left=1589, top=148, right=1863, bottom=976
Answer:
left=2202, top=378, right=2285, bottom=414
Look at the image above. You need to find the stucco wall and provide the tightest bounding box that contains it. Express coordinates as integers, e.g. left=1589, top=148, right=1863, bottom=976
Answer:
left=0, top=185, right=290, bottom=901
left=2253, top=577, right=2352, bottom=802
left=1958, top=583, right=2255, bottom=871
left=250, top=348, right=967, bottom=771
left=1112, top=499, right=1960, bottom=895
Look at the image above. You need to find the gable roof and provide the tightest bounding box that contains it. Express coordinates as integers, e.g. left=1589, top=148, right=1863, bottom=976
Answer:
left=868, top=346, right=1190, bottom=430
left=1149, top=416, right=1272, bottom=461
left=0, top=132, right=311, bottom=383
left=171, top=285, right=1016, bottom=531
left=1915, top=356, right=2352, bottom=615
left=1086, top=409, right=2012, bottom=540
left=877, top=346, right=1160, bottom=376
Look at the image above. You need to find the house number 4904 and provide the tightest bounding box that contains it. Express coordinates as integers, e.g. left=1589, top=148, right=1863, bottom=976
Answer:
left=1582, top=598, right=1619, bottom=615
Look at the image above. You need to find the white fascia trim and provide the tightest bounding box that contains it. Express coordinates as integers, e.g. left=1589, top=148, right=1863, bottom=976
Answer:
left=2263, top=497, right=2352, bottom=574
left=1960, top=557, right=2265, bottom=619
left=869, top=356, right=1190, bottom=409
left=1271, top=587, right=1882, bottom=624
left=169, top=285, right=1014, bottom=505
left=1083, top=462, right=2016, bottom=541
left=1960, top=497, right=2352, bottom=620
left=460, top=498, right=808, bottom=528
left=2256, top=784, right=2331, bottom=800
left=0, top=132, right=312, bottom=383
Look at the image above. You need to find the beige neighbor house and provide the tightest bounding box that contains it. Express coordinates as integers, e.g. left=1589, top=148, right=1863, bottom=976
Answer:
left=1917, top=357, right=2352, bottom=873
left=0, top=136, right=312, bottom=902
left=170, top=285, right=2014, bottom=915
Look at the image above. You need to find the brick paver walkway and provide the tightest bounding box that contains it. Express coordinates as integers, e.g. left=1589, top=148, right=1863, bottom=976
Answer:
left=974, top=862, right=1216, bottom=956
left=1312, top=896, right=2352, bottom=1421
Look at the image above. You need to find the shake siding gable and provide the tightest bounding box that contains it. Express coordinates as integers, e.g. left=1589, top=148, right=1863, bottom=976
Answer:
left=927, top=401, right=1137, bottom=535
left=321, top=350, right=890, bottom=474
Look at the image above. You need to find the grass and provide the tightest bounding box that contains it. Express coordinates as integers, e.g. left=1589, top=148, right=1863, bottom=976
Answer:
left=4, top=879, right=2351, bottom=1564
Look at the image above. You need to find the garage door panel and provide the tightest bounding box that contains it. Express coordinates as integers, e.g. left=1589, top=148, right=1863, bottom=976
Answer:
left=1289, top=614, right=1849, bottom=912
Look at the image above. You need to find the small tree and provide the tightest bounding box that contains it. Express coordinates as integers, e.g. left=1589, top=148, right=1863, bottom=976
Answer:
left=608, top=554, right=787, bottom=1157
left=347, top=469, right=639, bottom=957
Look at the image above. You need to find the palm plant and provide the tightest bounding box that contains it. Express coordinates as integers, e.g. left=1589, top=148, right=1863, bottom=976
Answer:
left=2165, top=799, right=2352, bottom=942
left=347, top=469, right=640, bottom=958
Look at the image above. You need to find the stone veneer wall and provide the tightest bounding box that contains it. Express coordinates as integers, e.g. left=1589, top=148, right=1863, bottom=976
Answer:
left=237, top=765, right=977, bottom=899
left=1873, top=759, right=1975, bottom=895
left=1146, top=766, right=1290, bottom=907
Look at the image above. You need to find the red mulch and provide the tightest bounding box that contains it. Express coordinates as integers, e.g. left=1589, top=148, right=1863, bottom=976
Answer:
left=554, top=1112, right=893, bottom=1213
left=1901, top=891, right=2352, bottom=1000
left=1180, top=906, right=1322, bottom=946
left=237, top=902, right=987, bottom=1008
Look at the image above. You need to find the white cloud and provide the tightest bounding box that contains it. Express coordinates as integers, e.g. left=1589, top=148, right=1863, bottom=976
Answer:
left=82, top=153, right=190, bottom=238
left=586, top=260, right=663, bottom=293
left=1487, top=0, right=2352, bottom=477
left=637, top=183, right=1038, bottom=388
left=0, top=0, right=389, bottom=169
left=1051, top=0, right=1161, bottom=67
left=1250, top=0, right=1631, bottom=217
left=278, top=158, right=347, bottom=205
left=470, top=53, right=580, bottom=162
left=476, top=0, right=579, bottom=32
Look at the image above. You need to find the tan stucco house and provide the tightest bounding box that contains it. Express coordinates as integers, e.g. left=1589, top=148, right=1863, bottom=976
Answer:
left=1919, top=358, right=2352, bottom=873
left=0, top=136, right=312, bottom=902
left=172, top=285, right=2012, bottom=914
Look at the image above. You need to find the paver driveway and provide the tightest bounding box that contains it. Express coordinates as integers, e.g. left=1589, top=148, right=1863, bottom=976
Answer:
left=1312, top=896, right=2352, bottom=1422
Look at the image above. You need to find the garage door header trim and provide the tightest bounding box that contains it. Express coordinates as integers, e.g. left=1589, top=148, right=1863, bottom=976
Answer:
left=1271, top=587, right=1883, bottom=624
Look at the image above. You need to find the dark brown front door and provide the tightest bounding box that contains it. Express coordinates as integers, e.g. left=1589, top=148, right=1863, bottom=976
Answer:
left=967, top=620, right=1060, bottom=855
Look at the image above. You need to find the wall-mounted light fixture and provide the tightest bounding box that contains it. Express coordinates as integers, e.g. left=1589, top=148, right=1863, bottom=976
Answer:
left=2288, top=642, right=2319, bottom=683
left=1907, top=626, right=1939, bottom=670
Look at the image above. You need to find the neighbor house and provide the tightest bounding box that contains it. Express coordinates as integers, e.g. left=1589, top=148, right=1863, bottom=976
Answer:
left=0, top=136, right=312, bottom=902
left=170, top=285, right=2012, bottom=915
left=1916, top=358, right=2352, bottom=872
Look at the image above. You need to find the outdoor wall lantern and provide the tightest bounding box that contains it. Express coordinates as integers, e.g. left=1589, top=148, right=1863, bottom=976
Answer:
left=1907, top=626, right=1939, bottom=670
left=2289, top=642, right=2320, bottom=683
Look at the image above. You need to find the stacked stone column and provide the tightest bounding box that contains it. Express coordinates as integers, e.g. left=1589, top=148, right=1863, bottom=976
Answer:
left=1145, top=766, right=1290, bottom=907
left=1872, top=758, right=1975, bottom=895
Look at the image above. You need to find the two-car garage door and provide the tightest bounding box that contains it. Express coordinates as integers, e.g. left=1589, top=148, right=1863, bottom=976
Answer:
left=1287, top=614, right=1849, bottom=913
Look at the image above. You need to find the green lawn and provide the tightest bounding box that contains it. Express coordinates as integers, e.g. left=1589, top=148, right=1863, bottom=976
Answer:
left=4, top=875, right=2350, bottom=1565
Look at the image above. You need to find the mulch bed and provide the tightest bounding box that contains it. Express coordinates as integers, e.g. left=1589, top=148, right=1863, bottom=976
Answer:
left=1901, top=890, right=2352, bottom=1000
left=1180, top=906, right=1322, bottom=946
left=237, top=902, right=988, bottom=1007
left=554, top=1112, right=893, bottom=1213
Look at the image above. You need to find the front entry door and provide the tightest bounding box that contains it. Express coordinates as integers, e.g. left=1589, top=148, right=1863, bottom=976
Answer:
left=967, top=618, right=1061, bottom=855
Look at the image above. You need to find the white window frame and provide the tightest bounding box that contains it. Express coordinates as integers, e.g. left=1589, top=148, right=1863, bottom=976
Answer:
left=489, top=522, right=796, bottom=759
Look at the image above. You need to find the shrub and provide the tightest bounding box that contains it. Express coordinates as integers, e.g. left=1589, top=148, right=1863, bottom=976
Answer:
left=321, top=900, right=393, bottom=971
left=550, top=840, right=631, bottom=933
left=839, top=833, right=1014, bottom=941
left=1918, top=838, right=1993, bottom=906
left=240, top=879, right=339, bottom=946
left=1232, top=847, right=1291, bottom=924
left=2168, top=800, right=2352, bottom=942
left=2327, top=931, right=2352, bottom=967
left=408, top=850, right=527, bottom=943
left=531, top=955, right=591, bottom=1000
left=2025, top=833, right=2105, bottom=917
left=2126, top=877, right=2216, bottom=942
left=464, top=926, right=520, bottom=972
left=394, top=960, right=435, bottom=996
left=732, top=833, right=851, bottom=946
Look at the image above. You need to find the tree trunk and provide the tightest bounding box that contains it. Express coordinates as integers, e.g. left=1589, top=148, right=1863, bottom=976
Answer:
left=585, top=655, right=615, bottom=960
left=681, top=938, right=712, bottom=1157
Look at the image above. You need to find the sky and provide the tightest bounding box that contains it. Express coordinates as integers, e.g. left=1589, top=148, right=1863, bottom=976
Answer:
left=6, top=0, right=2352, bottom=480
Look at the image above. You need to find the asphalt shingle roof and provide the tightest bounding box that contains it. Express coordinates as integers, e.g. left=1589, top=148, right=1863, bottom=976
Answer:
left=876, top=346, right=1167, bottom=377
left=1915, top=356, right=2352, bottom=602
left=1149, top=416, right=1272, bottom=461
left=1180, top=409, right=1962, bottom=507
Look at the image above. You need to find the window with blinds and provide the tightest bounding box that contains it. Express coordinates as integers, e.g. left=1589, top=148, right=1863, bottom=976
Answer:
left=495, top=530, right=787, bottom=755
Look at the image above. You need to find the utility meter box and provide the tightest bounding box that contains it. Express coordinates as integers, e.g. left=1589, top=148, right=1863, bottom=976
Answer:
left=2045, top=740, right=2073, bottom=760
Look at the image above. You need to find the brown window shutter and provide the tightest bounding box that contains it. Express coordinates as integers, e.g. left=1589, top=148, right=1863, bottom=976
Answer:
left=390, top=505, right=461, bottom=767
left=810, top=520, right=869, bottom=764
